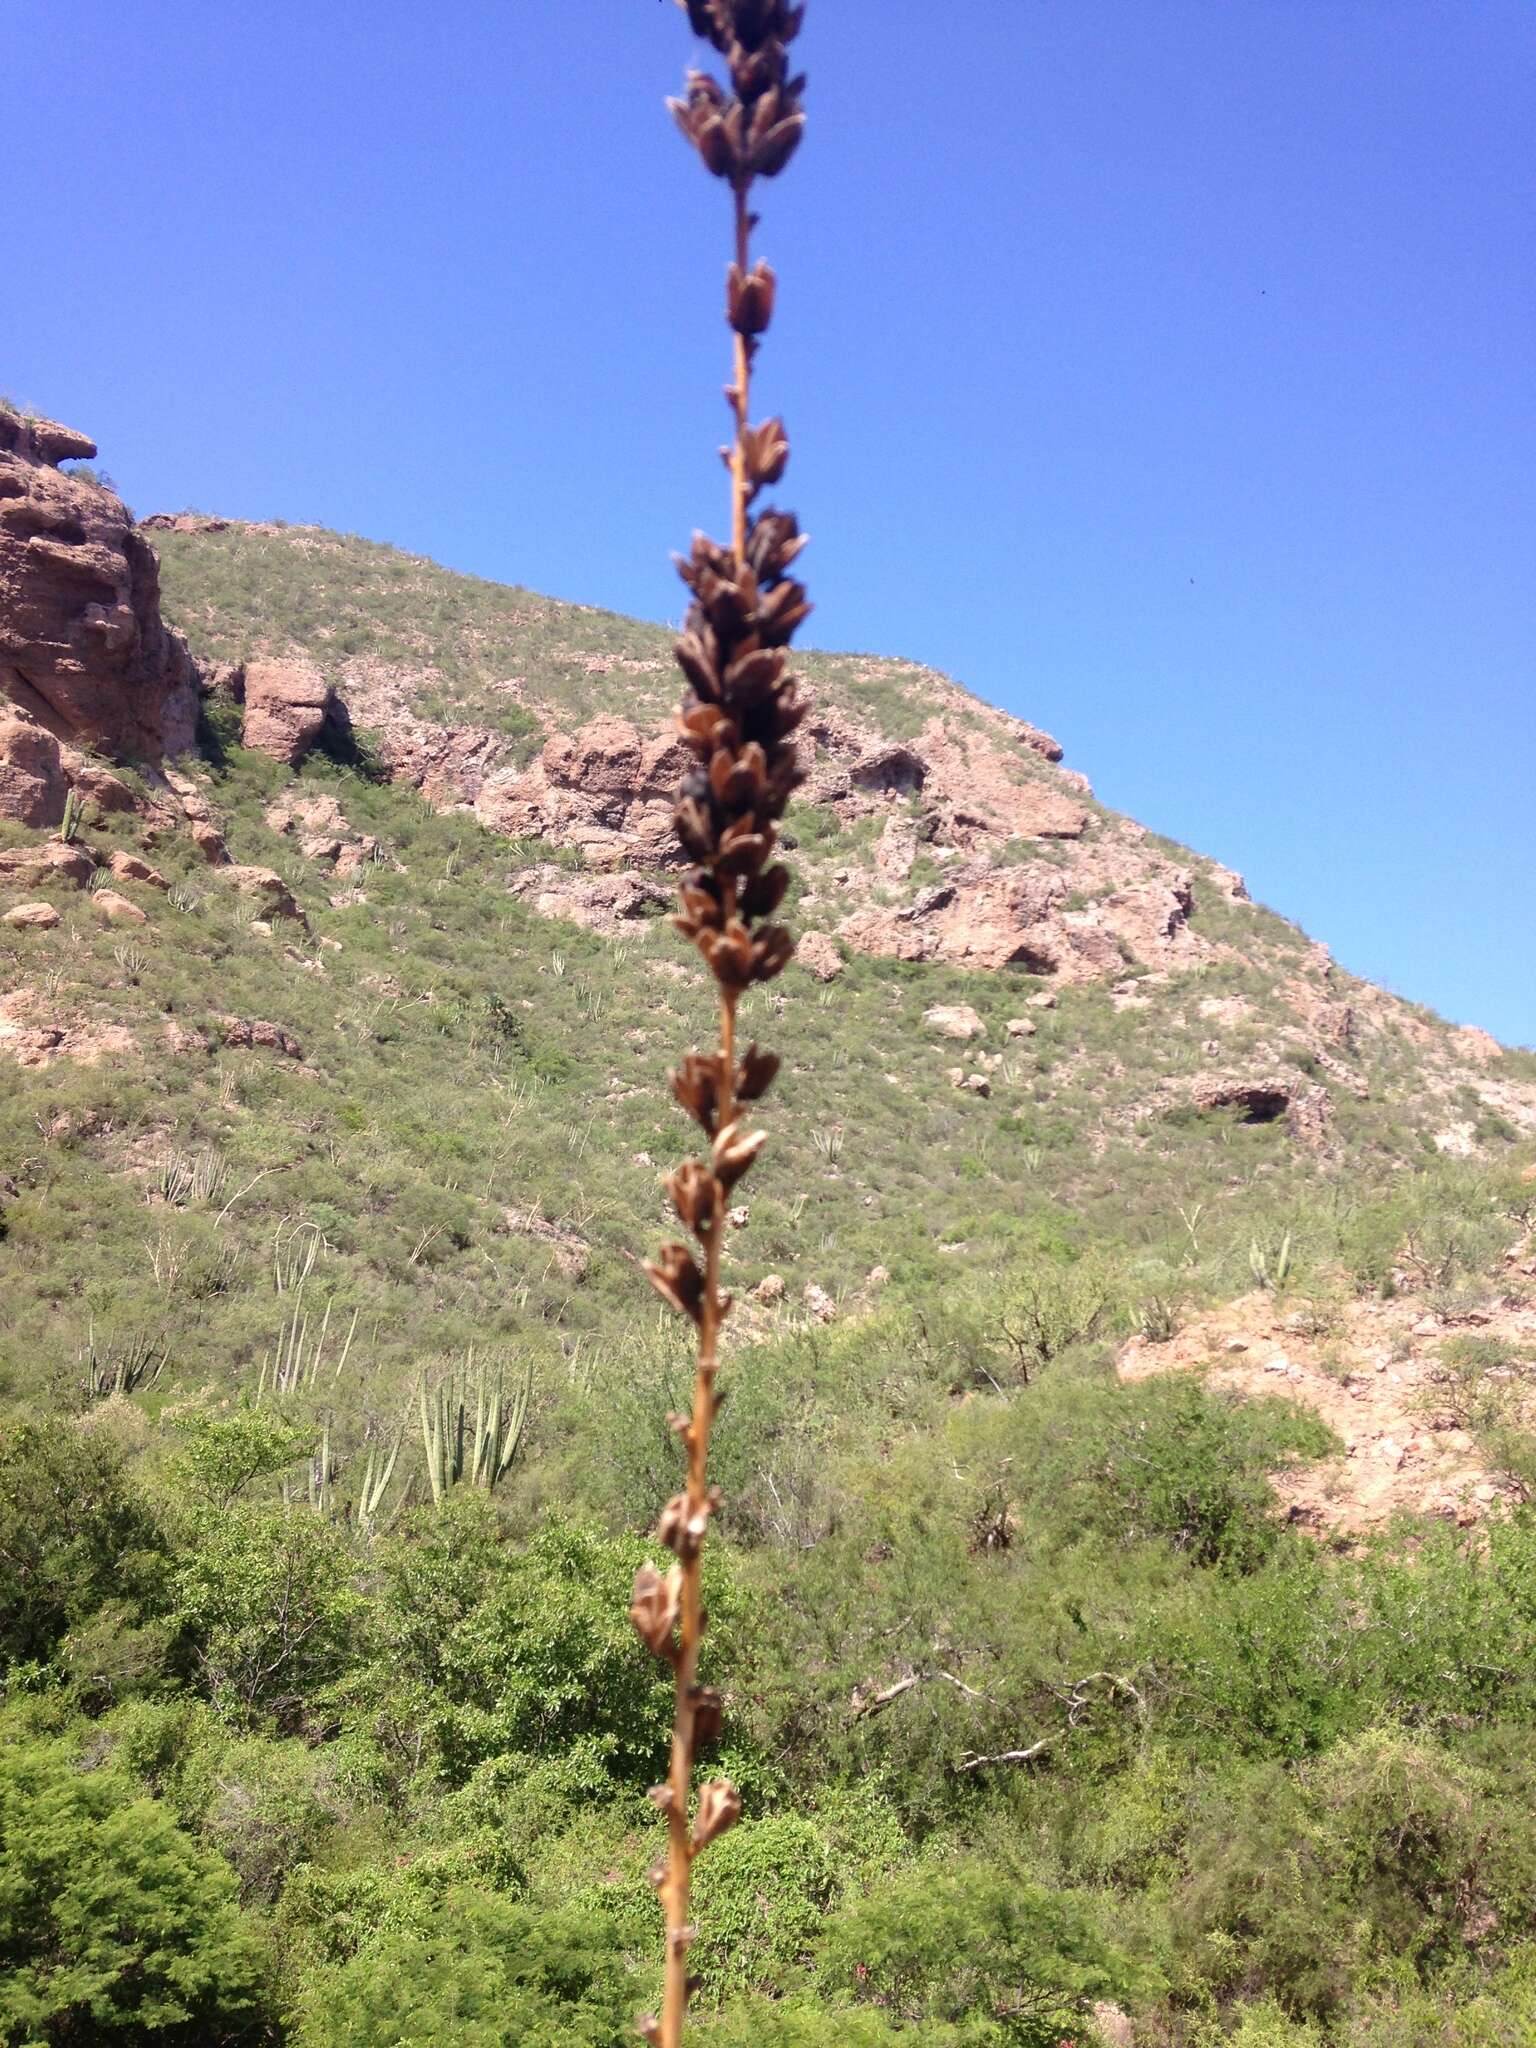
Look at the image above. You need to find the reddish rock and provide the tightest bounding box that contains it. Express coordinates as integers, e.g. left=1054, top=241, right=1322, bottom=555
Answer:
left=923, top=1004, right=985, bottom=1040
left=507, top=864, right=669, bottom=934
left=221, top=1017, right=303, bottom=1058
left=68, top=762, right=139, bottom=813
left=0, top=413, right=199, bottom=758
left=226, top=865, right=304, bottom=920
left=0, top=717, right=67, bottom=827
left=242, top=658, right=335, bottom=766
left=107, top=849, right=167, bottom=889
left=478, top=715, right=685, bottom=865
left=2, top=901, right=60, bottom=929
left=1454, top=1025, right=1502, bottom=1066
left=190, top=820, right=229, bottom=864
left=0, top=838, right=94, bottom=889
left=797, top=930, right=843, bottom=982
left=93, top=888, right=147, bottom=924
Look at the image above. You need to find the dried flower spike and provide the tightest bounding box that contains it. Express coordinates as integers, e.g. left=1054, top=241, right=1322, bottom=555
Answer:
left=631, top=4, right=811, bottom=2043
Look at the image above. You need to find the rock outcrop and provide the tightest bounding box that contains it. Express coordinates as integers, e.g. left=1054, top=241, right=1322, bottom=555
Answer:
left=242, top=657, right=336, bottom=766
left=477, top=715, right=686, bottom=868
left=0, top=413, right=199, bottom=765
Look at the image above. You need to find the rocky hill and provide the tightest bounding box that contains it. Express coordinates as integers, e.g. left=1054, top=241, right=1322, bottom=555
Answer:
left=0, top=421, right=1533, bottom=1457
left=9, top=420, right=1536, bottom=2048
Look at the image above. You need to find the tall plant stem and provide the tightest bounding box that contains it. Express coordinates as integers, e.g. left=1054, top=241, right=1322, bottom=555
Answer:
left=659, top=1022, right=739, bottom=2037
left=641, top=11, right=810, bottom=2037
left=730, top=186, right=752, bottom=565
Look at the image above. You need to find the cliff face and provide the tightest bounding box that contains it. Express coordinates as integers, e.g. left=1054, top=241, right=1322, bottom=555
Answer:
left=0, top=413, right=199, bottom=808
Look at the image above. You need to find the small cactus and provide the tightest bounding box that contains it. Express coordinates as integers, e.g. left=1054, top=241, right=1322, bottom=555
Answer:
left=418, top=1351, right=533, bottom=1504
left=1250, top=1230, right=1294, bottom=1293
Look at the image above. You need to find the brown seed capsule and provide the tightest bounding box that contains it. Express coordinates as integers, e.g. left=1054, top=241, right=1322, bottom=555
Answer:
left=735, top=1043, right=781, bottom=1100
left=629, top=1562, right=682, bottom=1659
left=712, top=1119, right=768, bottom=1190
left=728, top=259, right=778, bottom=336
left=642, top=1243, right=706, bottom=1323
left=692, top=1778, right=742, bottom=1852
left=691, top=1684, right=725, bottom=1745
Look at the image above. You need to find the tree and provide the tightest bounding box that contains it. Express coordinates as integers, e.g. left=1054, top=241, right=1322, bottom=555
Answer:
left=0, top=1742, right=266, bottom=2044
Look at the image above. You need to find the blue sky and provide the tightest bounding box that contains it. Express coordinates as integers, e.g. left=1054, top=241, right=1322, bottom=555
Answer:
left=9, top=1, right=1533, bottom=1042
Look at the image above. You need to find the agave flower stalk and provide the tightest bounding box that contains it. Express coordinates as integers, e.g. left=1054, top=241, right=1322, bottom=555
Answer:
left=628, top=4, right=810, bottom=2041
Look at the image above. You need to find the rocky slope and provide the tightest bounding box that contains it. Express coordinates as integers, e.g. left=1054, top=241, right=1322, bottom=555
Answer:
left=142, top=511, right=1535, bottom=1165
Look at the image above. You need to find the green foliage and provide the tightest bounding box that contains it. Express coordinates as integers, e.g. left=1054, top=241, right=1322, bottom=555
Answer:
left=172, top=1500, right=362, bottom=1727
left=0, top=1420, right=166, bottom=1676
left=0, top=1740, right=265, bottom=2043
left=690, top=1815, right=838, bottom=2000
left=371, top=1507, right=743, bottom=1790
left=1096, top=1377, right=1336, bottom=1569
left=818, top=1856, right=1143, bottom=2045
left=291, top=1888, right=632, bottom=2046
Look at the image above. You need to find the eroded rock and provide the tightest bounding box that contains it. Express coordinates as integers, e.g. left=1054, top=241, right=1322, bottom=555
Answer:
left=0, top=412, right=198, bottom=758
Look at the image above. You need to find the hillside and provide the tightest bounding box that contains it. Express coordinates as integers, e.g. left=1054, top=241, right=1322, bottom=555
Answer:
left=5, top=447, right=1536, bottom=2047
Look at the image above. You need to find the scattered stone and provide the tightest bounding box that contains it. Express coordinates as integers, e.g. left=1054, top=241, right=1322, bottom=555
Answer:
left=803, top=1282, right=837, bottom=1323
left=752, top=1273, right=786, bottom=1305
left=727, top=1204, right=749, bottom=1229
left=963, top=1072, right=991, bottom=1097
left=221, top=1018, right=303, bottom=1058
left=797, top=930, right=844, bottom=982
left=226, top=865, right=304, bottom=921
left=1004, top=1016, right=1037, bottom=1038
left=1224, top=1338, right=1249, bottom=1354
left=923, top=1003, right=985, bottom=1040
left=2, top=901, right=60, bottom=929
left=93, top=889, right=147, bottom=924
left=164, top=1019, right=210, bottom=1056
left=1025, top=990, right=1058, bottom=1009
left=107, top=849, right=167, bottom=889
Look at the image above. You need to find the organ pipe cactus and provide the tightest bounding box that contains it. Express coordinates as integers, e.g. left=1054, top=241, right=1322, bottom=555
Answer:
left=418, top=1351, right=533, bottom=1504
left=630, top=6, right=811, bottom=2041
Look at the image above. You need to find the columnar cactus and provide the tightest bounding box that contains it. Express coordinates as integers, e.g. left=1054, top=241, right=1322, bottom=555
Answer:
left=629, top=5, right=810, bottom=2042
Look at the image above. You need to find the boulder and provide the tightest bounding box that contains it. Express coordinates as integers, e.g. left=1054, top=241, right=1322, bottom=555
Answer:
left=0, top=717, right=67, bottom=828
left=107, top=849, right=167, bottom=889
left=0, top=412, right=199, bottom=758
left=226, top=865, right=304, bottom=920
left=797, top=930, right=843, bottom=982
left=923, top=1004, right=985, bottom=1040
left=93, top=888, right=147, bottom=924
left=477, top=715, right=686, bottom=864
left=0, top=838, right=94, bottom=889
left=221, top=1018, right=303, bottom=1059
left=2, top=901, right=60, bottom=929
left=242, top=658, right=334, bottom=766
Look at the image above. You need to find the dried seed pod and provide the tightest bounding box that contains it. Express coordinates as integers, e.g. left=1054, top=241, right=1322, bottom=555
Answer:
left=642, top=1243, right=706, bottom=1323
left=629, top=1563, right=682, bottom=1660
left=691, top=1685, right=725, bottom=1745
left=691, top=1778, right=742, bottom=1853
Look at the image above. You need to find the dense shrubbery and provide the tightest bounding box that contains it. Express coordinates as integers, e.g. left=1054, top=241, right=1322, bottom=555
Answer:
left=3, top=608, right=1536, bottom=2038
left=4, top=1265, right=1536, bottom=2043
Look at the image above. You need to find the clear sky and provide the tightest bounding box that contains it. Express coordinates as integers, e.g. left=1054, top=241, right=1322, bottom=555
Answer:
left=8, top=1, right=1533, bottom=1043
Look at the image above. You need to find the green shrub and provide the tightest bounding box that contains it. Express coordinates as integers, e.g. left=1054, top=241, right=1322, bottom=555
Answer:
left=0, top=1420, right=167, bottom=1675
left=291, top=1888, right=632, bottom=2047
left=0, top=1740, right=265, bottom=2043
